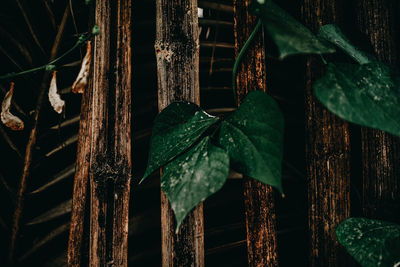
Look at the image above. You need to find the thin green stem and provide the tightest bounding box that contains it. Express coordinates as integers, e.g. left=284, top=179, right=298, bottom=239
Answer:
left=320, top=54, right=328, bottom=65
left=0, top=33, right=91, bottom=80
left=232, top=19, right=262, bottom=106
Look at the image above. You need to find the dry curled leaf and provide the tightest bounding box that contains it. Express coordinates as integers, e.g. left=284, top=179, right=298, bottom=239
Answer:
left=72, top=41, right=91, bottom=94
left=48, top=71, right=65, bottom=114
left=1, top=82, right=24, bottom=130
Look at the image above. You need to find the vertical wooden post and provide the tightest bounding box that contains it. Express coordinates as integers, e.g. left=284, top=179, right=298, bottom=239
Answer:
left=89, top=1, right=132, bottom=266
left=68, top=1, right=132, bottom=266
left=155, top=0, right=204, bottom=266
left=67, top=52, right=93, bottom=266
left=355, top=0, right=400, bottom=221
left=233, top=1, right=279, bottom=266
left=302, top=1, right=352, bottom=266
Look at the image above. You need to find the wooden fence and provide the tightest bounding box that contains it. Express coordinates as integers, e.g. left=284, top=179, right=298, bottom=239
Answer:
left=67, top=0, right=400, bottom=266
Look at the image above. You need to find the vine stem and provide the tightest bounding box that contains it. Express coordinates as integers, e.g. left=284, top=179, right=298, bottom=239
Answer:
left=232, top=19, right=262, bottom=106
left=0, top=33, right=93, bottom=81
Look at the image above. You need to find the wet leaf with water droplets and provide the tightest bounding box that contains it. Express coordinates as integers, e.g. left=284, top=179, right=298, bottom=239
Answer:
left=219, top=91, right=284, bottom=193
left=314, top=62, right=400, bottom=137
left=142, top=101, right=219, bottom=181
left=318, top=24, right=374, bottom=65
left=162, top=137, right=229, bottom=231
left=336, top=217, right=400, bottom=267
left=251, top=0, right=335, bottom=58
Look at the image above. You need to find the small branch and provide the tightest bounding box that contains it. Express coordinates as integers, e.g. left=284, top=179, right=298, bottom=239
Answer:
left=0, top=32, right=93, bottom=80
left=9, top=5, right=70, bottom=263
left=15, top=0, right=46, bottom=55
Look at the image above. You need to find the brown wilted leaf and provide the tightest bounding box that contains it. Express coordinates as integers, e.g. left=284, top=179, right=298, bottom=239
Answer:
left=1, top=82, right=24, bottom=131
left=48, top=71, right=65, bottom=114
left=72, top=41, right=91, bottom=94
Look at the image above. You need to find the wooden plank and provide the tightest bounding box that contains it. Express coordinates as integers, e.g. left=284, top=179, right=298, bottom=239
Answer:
left=355, top=0, right=400, bottom=220
left=155, top=0, right=204, bottom=266
left=233, top=1, right=279, bottom=266
left=302, top=1, right=352, bottom=266
left=62, top=1, right=132, bottom=266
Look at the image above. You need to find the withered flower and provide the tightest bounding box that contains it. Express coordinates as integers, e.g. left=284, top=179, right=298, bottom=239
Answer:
left=48, top=71, right=65, bottom=114
left=72, top=41, right=91, bottom=94
left=1, top=82, right=24, bottom=130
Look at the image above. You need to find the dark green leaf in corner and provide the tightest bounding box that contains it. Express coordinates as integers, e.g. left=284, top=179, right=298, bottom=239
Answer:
left=336, top=217, right=400, bottom=267
left=218, top=91, right=284, bottom=193
left=142, top=102, right=218, bottom=181
left=161, top=137, right=229, bottom=231
left=314, top=62, right=400, bottom=137
left=251, top=0, right=335, bottom=58
left=318, top=24, right=375, bottom=65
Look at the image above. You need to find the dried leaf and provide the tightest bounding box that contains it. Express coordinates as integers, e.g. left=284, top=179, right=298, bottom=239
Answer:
left=72, top=41, right=91, bottom=94
left=48, top=71, right=65, bottom=114
left=1, top=82, right=24, bottom=130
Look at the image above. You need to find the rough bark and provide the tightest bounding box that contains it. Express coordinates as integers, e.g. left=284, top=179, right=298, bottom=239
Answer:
left=89, top=1, right=132, bottom=266
left=355, top=0, right=400, bottom=221
left=67, top=43, right=93, bottom=267
left=302, top=1, right=352, bottom=266
left=155, top=0, right=204, bottom=266
left=68, top=1, right=132, bottom=266
left=233, top=1, right=279, bottom=266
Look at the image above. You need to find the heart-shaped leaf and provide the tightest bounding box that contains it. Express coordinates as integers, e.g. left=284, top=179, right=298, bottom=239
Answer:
left=251, top=0, right=335, bottom=58
left=218, top=91, right=284, bottom=193
left=314, top=62, right=400, bottom=137
left=142, top=102, right=219, bottom=181
left=318, top=24, right=374, bottom=65
left=336, top=217, right=400, bottom=267
left=161, top=137, right=229, bottom=231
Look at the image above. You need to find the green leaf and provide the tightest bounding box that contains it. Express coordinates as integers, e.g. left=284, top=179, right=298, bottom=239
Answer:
left=251, top=0, right=335, bottom=58
left=161, top=137, right=229, bottom=231
left=318, top=24, right=375, bottom=65
left=218, top=91, right=284, bottom=193
left=314, top=62, right=400, bottom=137
left=336, top=217, right=400, bottom=267
left=142, top=102, right=219, bottom=181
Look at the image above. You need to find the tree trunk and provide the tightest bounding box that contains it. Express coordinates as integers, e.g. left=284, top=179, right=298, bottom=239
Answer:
left=233, top=1, right=279, bottom=266
left=68, top=1, right=132, bottom=266
left=355, top=0, right=400, bottom=222
left=155, top=0, right=204, bottom=266
left=302, top=1, right=352, bottom=266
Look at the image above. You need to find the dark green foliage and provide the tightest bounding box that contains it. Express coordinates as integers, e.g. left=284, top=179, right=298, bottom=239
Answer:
left=142, top=102, right=219, bottom=180
left=336, top=218, right=400, bottom=267
left=251, top=0, right=335, bottom=58
left=318, top=24, right=374, bottom=65
left=144, top=91, right=284, bottom=228
left=219, top=91, right=284, bottom=193
left=314, top=62, right=400, bottom=137
left=162, top=137, right=229, bottom=231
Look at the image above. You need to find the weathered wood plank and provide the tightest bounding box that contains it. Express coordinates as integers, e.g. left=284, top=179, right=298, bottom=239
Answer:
left=355, top=0, right=400, bottom=221
left=302, top=1, right=352, bottom=266
left=233, top=1, right=279, bottom=266
left=67, top=1, right=132, bottom=266
left=155, top=0, right=204, bottom=266
left=88, top=1, right=132, bottom=266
